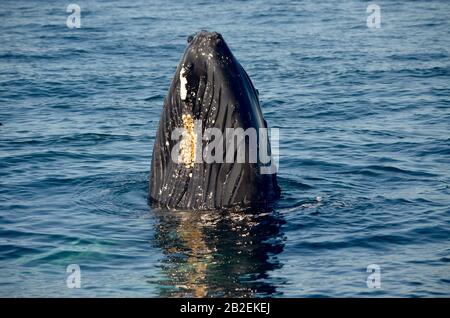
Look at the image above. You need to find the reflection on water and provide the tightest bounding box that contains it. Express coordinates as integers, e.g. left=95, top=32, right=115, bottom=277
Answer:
left=153, top=209, right=285, bottom=297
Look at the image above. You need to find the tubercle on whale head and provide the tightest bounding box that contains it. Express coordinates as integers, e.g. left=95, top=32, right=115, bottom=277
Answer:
left=176, top=31, right=260, bottom=126
left=182, top=31, right=239, bottom=76
left=185, top=31, right=230, bottom=59
left=175, top=31, right=238, bottom=128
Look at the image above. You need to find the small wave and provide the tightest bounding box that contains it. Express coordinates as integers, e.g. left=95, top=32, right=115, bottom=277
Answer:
left=336, top=164, right=438, bottom=178
left=388, top=52, right=448, bottom=62
left=293, top=233, right=408, bottom=251
left=277, top=176, right=313, bottom=190
left=73, top=171, right=149, bottom=217
left=144, top=94, right=164, bottom=101
left=1, top=150, right=137, bottom=165
left=3, top=133, right=136, bottom=149
left=23, top=249, right=134, bottom=267
left=0, top=244, right=40, bottom=261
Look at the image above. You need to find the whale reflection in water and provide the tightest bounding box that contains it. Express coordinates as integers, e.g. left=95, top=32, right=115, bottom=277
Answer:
left=152, top=209, right=285, bottom=297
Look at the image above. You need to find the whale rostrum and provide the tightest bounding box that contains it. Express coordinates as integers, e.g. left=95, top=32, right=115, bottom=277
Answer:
left=149, top=31, right=280, bottom=211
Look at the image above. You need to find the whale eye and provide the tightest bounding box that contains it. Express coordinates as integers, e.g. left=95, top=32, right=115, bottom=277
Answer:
left=187, top=34, right=195, bottom=43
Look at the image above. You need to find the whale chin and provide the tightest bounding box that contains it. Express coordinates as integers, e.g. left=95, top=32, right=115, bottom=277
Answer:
left=149, top=31, right=280, bottom=211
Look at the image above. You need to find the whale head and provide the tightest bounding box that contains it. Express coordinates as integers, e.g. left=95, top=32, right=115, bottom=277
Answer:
left=150, top=31, right=280, bottom=211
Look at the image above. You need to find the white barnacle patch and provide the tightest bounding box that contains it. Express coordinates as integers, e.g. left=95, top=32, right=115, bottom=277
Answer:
left=179, top=113, right=196, bottom=169
left=179, top=66, right=188, bottom=100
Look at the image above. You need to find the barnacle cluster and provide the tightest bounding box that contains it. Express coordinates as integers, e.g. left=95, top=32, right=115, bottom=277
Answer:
left=179, top=113, right=196, bottom=169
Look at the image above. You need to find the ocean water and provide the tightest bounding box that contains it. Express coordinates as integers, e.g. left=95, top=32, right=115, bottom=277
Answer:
left=0, top=0, right=449, bottom=297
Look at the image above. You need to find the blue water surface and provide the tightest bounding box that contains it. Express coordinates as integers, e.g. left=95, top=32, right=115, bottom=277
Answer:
left=0, top=0, right=449, bottom=297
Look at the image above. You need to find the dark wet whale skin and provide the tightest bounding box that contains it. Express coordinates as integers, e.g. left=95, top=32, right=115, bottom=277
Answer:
left=149, top=31, right=280, bottom=211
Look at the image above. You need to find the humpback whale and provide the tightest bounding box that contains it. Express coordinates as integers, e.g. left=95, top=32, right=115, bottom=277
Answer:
left=149, top=31, right=280, bottom=210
